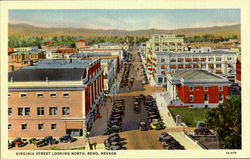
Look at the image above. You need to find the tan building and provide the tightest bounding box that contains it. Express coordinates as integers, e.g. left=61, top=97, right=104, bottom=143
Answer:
left=8, top=59, right=104, bottom=139
left=76, top=40, right=87, bottom=49
left=8, top=50, right=45, bottom=72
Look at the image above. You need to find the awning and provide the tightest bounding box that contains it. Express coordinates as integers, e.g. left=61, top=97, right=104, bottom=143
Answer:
left=65, top=121, right=83, bottom=129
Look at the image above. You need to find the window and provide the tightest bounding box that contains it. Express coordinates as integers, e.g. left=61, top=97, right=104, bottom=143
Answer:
left=50, top=93, right=56, bottom=97
left=49, top=107, right=57, bottom=116
left=216, top=64, right=221, bottom=68
left=37, top=107, right=44, bottom=116
left=219, top=94, right=223, bottom=101
left=63, top=92, right=69, bottom=97
left=8, top=93, right=11, bottom=98
left=216, top=58, right=221, bottom=61
left=51, top=124, right=56, bottom=130
left=208, top=58, right=214, bottom=61
left=204, top=86, right=208, bottom=91
left=204, top=94, right=208, bottom=101
left=21, top=124, right=27, bottom=130
left=170, top=59, right=176, bottom=62
left=18, top=107, right=30, bottom=116
left=227, top=57, right=232, bottom=61
left=8, top=124, right=11, bottom=130
left=8, top=107, right=12, bottom=116
left=38, top=124, right=44, bottom=130
left=20, top=93, right=27, bottom=98
left=158, top=77, right=163, bottom=83
left=189, top=95, right=193, bottom=102
left=37, top=93, right=43, bottom=98
left=189, top=86, right=193, bottom=91
left=161, top=58, right=165, bottom=62
left=62, top=107, right=70, bottom=116
left=219, top=86, right=223, bottom=91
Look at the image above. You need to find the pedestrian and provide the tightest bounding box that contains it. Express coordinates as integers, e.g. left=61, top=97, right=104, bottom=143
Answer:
left=93, top=142, right=97, bottom=150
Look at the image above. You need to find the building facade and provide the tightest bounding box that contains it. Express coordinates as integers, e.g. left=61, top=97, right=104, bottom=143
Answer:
left=155, top=50, right=237, bottom=85
left=76, top=40, right=87, bottom=49
left=167, top=70, right=231, bottom=108
left=101, top=59, right=115, bottom=94
left=8, top=50, right=45, bottom=72
left=8, top=59, right=104, bottom=139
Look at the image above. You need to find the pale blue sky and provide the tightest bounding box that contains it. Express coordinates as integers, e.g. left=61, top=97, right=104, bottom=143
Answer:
left=9, top=9, right=240, bottom=30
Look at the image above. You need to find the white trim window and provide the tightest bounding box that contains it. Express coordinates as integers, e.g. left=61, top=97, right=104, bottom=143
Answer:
left=49, top=107, right=57, bottom=116
left=189, top=86, right=194, bottom=92
left=219, top=94, right=223, bottom=102
left=51, top=123, right=56, bottom=130
left=62, top=107, right=70, bottom=116
left=37, top=93, right=43, bottom=98
left=21, top=123, right=27, bottom=130
left=20, top=93, right=27, bottom=98
left=8, top=107, right=12, bottom=116
left=37, top=107, right=44, bottom=116
left=50, top=92, right=56, bottom=98
left=219, top=86, right=223, bottom=91
left=204, top=86, right=208, bottom=91
left=18, top=107, right=30, bottom=116
left=189, top=95, right=193, bottom=103
left=38, top=123, right=44, bottom=130
left=8, top=124, right=11, bottom=131
left=62, top=92, right=69, bottom=97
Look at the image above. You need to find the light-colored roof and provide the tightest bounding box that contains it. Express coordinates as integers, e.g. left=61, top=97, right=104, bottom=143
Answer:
left=170, top=70, right=226, bottom=81
left=9, top=50, right=44, bottom=56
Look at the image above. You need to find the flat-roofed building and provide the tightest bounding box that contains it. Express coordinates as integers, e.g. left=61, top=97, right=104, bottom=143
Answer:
left=8, top=59, right=104, bottom=139
left=167, top=70, right=231, bottom=108
left=155, top=50, right=237, bottom=85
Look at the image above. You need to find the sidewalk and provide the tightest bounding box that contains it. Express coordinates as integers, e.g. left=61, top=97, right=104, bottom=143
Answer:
left=153, top=92, right=181, bottom=128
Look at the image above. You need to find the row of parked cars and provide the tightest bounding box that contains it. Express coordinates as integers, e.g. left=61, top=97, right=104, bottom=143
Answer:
left=144, top=95, right=165, bottom=130
left=104, top=133, right=125, bottom=150
left=8, top=134, right=77, bottom=149
left=105, top=99, right=125, bottom=135
left=141, top=64, right=149, bottom=85
left=120, top=63, right=131, bottom=88
left=159, top=132, right=185, bottom=150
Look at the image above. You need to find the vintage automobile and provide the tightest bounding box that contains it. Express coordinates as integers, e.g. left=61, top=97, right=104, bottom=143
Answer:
left=59, top=134, right=77, bottom=143
left=13, top=137, right=28, bottom=147
left=139, top=122, right=147, bottom=131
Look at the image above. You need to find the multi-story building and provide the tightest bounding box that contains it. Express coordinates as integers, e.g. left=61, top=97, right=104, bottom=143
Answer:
left=231, top=48, right=241, bottom=83
left=92, top=42, right=123, bottom=50
left=8, top=50, right=45, bottom=72
left=75, top=40, right=87, bottom=49
left=155, top=49, right=237, bottom=85
left=13, top=46, right=39, bottom=52
left=100, top=59, right=115, bottom=94
left=145, top=34, right=185, bottom=73
left=167, top=70, right=231, bottom=108
left=45, top=49, right=77, bottom=59
left=8, top=59, right=104, bottom=139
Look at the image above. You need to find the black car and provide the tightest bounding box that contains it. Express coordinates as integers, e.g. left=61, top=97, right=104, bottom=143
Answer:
left=59, top=134, right=77, bottom=143
left=8, top=141, right=15, bottom=149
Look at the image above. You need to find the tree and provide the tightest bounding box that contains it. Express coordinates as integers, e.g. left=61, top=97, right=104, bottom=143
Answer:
left=205, top=95, right=241, bottom=149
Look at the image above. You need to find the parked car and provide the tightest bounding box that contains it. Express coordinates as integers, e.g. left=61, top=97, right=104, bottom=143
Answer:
left=13, top=137, right=28, bottom=147
left=59, top=134, right=77, bottom=143
left=8, top=141, right=15, bottom=149
left=159, top=132, right=169, bottom=141
left=139, top=122, right=147, bottom=131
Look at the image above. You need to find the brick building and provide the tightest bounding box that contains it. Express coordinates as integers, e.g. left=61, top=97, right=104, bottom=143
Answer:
left=167, top=70, right=231, bottom=108
left=8, top=50, right=45, bottom=72
left=8, top=59, right=104, bottom=139
left=76, top=40, right=87, bottom=49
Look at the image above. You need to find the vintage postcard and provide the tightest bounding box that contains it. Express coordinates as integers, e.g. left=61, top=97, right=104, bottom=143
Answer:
left=1, top=0, right=249, bottom=158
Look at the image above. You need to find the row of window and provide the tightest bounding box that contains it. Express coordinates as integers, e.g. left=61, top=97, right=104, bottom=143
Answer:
left=160, top=64, right=222, bottom=69
left=159, top=57, right=233, bottom=63
left=189, top=86, right=223, bottom=91
left=8, top=107, right=70, bottom=116
left=189, top=94, right=223, bottom=102
left=8, top=92, right=69, bottom=98
left=8, top=123, right=57, bottom=131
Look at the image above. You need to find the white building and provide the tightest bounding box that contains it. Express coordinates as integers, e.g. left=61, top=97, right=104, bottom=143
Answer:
left=155, top=49, right=237, bottom=85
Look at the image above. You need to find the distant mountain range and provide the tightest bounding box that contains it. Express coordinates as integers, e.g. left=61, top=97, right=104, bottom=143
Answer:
left=8, top=23, right=241, bottom=38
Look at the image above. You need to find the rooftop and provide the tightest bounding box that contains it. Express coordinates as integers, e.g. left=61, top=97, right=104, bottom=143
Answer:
left=8, top=68, right=86, bottom=82
left=169, top=70, right=227, bottom=81
left=156, top=51, right=236, bottom=55
left=95, top=42, right=122, bottom=46
left=9, top=50, right=45, bottom=56
left=23, top=59, right=93, bottom=69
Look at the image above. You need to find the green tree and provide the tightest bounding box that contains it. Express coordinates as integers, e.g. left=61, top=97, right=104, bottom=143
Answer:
left=205, top=95, right=241, bottom=149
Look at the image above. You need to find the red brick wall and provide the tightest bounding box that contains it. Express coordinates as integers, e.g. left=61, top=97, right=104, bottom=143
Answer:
left=85, top=86, right=90, bottom=116
left=236, top=59, right=241, bottom=81
left=8, top=90, right=83, bottom=138
left=178, top=85, right=229, bottom=104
